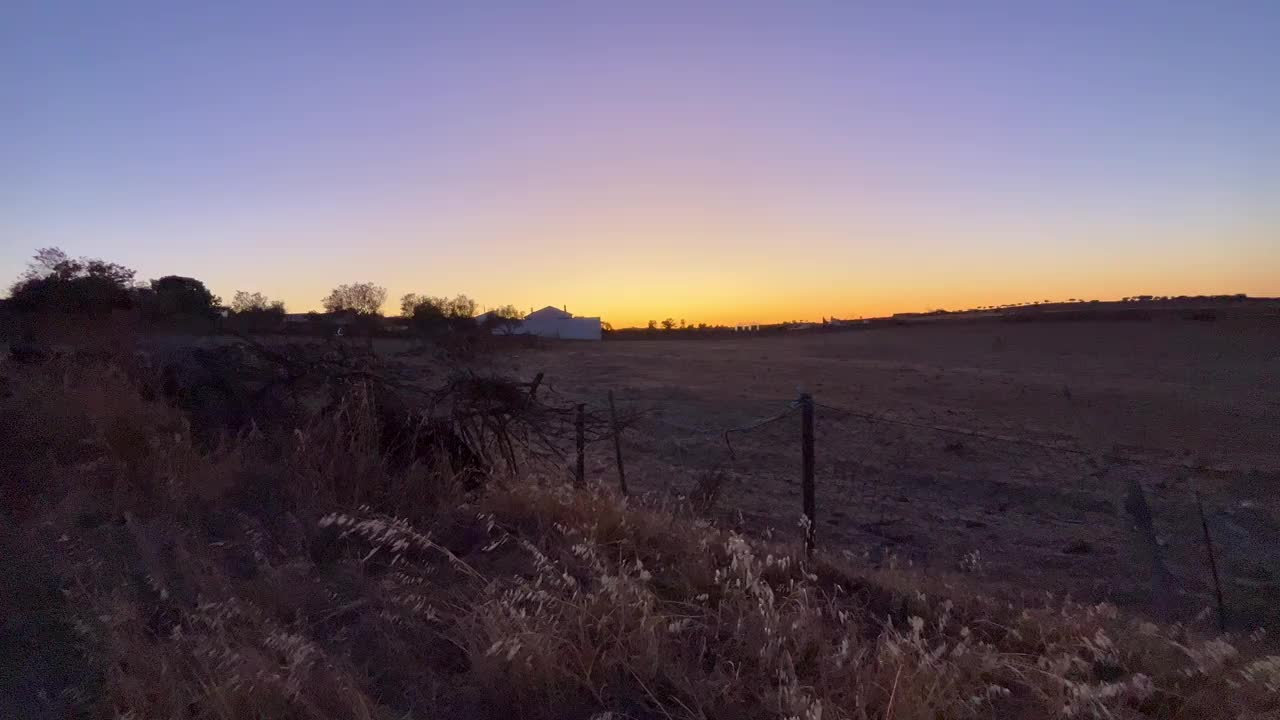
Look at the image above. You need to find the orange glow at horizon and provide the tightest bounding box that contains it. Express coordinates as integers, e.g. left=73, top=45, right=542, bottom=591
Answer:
left=254, top=212, right=1277, bottom=329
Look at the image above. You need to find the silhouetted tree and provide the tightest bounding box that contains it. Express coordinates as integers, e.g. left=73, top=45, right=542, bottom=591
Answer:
left=482, top=304, right=524, bottom=335
left=403, top=295, right=446, bottom=337
left=231, top=291, right=285, bottom=314
left=647, top=320, right=658, bottom=331
left=445, top=294, right=478, bottom=321
left=145, top=275, right=221, bottom=320
left=399, top=293, right=425, bottom=318
left=402, top=293, right=479, bottom=338
left=661, top=318, right=676, bottom=331
left=323, top=282, right=386, bottom=315
left=8, top=247, right=136, bottom=314
left=228, top=290, right=286, bottom=332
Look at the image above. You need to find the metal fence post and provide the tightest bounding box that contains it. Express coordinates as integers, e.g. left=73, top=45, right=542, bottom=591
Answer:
left=575, top=403, right=586, bottom=486
left=800, top=392, right=815, bottom=556
left=609, top=390, right=628, bottom=496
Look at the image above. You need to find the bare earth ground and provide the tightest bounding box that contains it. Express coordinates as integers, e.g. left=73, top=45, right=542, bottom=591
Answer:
left=444, top=319, right=1280, bottom=632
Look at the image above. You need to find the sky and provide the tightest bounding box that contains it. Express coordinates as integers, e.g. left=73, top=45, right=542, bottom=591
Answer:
left=2, top=1, right=1277, bottom=327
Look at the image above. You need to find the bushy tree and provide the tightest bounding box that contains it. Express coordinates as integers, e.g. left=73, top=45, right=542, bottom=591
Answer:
left=7, top=248, right=136, bottom=314
left=401, top=293, right=479, bottom=338
left=405, top=296, right=447, bottom=337
left=323, top=282, right=386, bottom=315
left=231, top=291, right=285, bottom=315
left=399, top=293, right=425, bottom=318
left=228, top=291, right=286, bottom=332
left=145, top=275, right=221, bottom=320
left=482, top=304, right=525, bottom=335
left=661, top=318, right=676, bottom=331
left=444, top=295, right=477, bottom=320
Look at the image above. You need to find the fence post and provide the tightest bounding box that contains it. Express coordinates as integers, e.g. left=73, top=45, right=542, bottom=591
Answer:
left=1122, top=475, right=1176, bottom=610
left=800, top=392, right=815, bottom=556
left=575, top=403, right=586, bottom=486
left=1195, top=491, right=1227, bottom=630
left=608, top=390, right=628, bottom=496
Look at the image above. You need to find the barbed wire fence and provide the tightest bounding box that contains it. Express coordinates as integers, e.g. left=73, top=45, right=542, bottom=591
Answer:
left=562, top=388, right=1276, bottom=632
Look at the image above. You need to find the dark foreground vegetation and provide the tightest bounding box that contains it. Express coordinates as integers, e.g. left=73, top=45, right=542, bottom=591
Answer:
left=2, top=331, right=1278, bottom=720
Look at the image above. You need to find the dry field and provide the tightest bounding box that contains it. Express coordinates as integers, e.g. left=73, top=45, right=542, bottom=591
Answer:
left=475, top=319, right=1280, bottom=631
left=6, top=319, right=1280, bottom=718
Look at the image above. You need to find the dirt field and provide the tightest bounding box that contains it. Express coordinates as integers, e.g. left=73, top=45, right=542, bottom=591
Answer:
left=476, top=319, right=1280, bottom=631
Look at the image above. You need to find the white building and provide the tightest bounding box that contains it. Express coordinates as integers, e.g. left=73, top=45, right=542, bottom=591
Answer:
left=476, top=305, right=602, bottom=340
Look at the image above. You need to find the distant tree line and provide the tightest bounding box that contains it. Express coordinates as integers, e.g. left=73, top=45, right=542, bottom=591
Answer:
left=915, top=293, right=1254, bottom=315
left=1, top=248, right=537, bottom=343
left=640, top=318, right=722, bottom=332
left=3, top=247, right=1261, bottom=341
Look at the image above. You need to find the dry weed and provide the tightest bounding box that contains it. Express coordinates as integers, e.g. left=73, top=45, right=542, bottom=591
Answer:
left=1, top=358, right=1276, bottom=719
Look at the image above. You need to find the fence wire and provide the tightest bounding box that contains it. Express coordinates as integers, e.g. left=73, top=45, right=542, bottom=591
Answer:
left=586, top=390, right=1279, bottom=634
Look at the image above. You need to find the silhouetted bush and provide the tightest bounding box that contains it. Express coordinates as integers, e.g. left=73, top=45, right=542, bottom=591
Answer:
left=226, top=291, right=287, bottom=332
left=323, top=282, right=386, bottom=315
left=481, top=304, right=525, bottom=335
left=401, top=293, right=480, bottom=339
left=138, top=275, right=221, bottom=330
left=7, top=248, right=136, bottom=315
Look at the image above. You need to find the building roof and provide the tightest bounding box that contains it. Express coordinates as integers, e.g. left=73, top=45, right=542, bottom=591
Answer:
left=526, top=306, right=572, bottom=320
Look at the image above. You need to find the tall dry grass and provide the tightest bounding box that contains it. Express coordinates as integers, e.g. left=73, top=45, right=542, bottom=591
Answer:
left=1, top=356, right=1277, bottom=719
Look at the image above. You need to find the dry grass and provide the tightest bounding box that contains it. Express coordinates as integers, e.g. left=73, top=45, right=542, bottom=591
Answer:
left=1, top=356, right=1278, bottom=719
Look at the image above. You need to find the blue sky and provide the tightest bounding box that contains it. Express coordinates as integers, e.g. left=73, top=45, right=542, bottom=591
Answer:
left=3, top=1, right=1276, bottom=324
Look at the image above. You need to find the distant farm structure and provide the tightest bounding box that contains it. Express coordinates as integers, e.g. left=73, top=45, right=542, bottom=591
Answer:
left=477, top=305, right=602, bottom=340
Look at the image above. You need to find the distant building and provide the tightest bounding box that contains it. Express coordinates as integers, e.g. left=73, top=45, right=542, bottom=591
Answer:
left=476, top=305, right=602, bottom=340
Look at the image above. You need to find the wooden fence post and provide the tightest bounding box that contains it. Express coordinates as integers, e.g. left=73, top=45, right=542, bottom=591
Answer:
left=1122, top=476, right=1176, bottom=609
left=1195, top=491, right=1227, bottom=630
left=608, top=390, right=628, bottom=496
left=800, top=392, right=815, bottom=556
left=575, top=403, right=586, bottom=486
